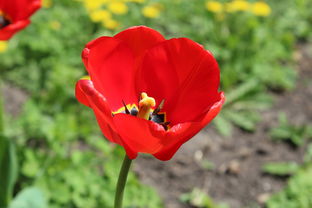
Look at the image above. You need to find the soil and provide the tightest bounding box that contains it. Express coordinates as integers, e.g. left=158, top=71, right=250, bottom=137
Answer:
left=133, top=44, right=312, bottom=208
left=2, top=45, right=312, bottom=208
left=1, top=83, right=28, bottom=117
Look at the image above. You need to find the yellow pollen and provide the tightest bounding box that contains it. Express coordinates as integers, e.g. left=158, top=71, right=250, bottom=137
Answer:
left=137, top=92, right=155, bottom=120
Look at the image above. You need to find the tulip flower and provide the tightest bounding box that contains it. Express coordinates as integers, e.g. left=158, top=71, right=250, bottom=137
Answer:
left=0, top=0, right=41, bottom=40
left=76, top=26, right=225, bottom=161
left=76, top=26, right=224, bottom=208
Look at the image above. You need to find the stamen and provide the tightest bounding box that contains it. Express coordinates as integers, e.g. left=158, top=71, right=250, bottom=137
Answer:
left=159, top=122, right=171, bottom=130
left=137, top=92, right=156, bottom=120
left=122, top=100, right=130, bottom=114
left=0, top=12, right=11, bottom=29
left=152, top=99, right=165, bottom=115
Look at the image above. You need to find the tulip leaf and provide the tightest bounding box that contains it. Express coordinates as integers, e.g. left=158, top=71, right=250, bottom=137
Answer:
left=0, top=135, right=18, bottom=208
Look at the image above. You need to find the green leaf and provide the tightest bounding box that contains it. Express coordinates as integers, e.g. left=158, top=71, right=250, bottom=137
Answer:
left=225, top=110, right=260, bottom=131
left=180, top=188, right=228, bottom=208
left=262, top=162, right=299, bottom=176
left=266, top=166, right=312, bottom=208
left=9, top=187, right=47, bottom=208
left=270, top=113, right=309, bottom=146
left=224, top=79, right=260, bottom=106
left=213, top=114, right=233, bottom=136
left=0, top=135, right=18, bottom=208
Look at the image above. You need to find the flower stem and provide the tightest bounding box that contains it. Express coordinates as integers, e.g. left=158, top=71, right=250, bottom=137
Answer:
left=0, top=79, right=4, bottom=134
left=114, top=154, right=132, bottom=208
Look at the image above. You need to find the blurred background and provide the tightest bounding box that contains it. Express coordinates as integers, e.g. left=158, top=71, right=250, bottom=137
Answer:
left=0, top=0, right=312, bottom=207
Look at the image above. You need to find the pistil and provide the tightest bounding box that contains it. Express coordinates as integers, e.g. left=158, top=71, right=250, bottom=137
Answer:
left=137, top=92, right=155, bottom=120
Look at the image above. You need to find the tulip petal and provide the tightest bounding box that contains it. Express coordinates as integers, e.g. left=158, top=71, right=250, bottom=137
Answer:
left=82, top=37, right=137, bottom=111
left=114, top=26, right=165, bottom=64
left=113, top=114, right=167, bottom=154
left=0, top=20, right=29, bottom=40
left=0, top=0, right=41, bottom=21
left=138, top=38, right=220, bottom=124
left=76, top=79, right=138, bottom=158
left=75, top=79, right=117, bottom=141
left=153, top=92, right=225, bottom=161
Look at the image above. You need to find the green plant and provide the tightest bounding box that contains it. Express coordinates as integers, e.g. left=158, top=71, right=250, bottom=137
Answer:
left=180, top=188, right=228, bottom=208
left=262, top=162, right=300, bottom=176
left=214, top=79, right=272, bottom=136
left=266, top=166, right=312, bottom=208
left=0, top=135, right=18, bottom=207
left=9, top=187, right=47, bottom=208
left=270, top=113, right=312, bottom=146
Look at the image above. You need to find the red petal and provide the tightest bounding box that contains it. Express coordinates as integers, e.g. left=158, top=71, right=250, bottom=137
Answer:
left=75, top=79, right=91, bottom=107
left=82, top=36, right=137, bottom=111
left=0, top=0, right=41, bottom=21
left=113, top=114, right=167, bottom=154
left=0, top=20, right=29, bottom=40
left=76, top=79, right=138, bottom=158
left=75, top=79, right=118, bottom=142
left=153, top=92, right=225, bottom=161
left=137, top=38, right=220, bottom=124
left=114, top=26, right=165, bottom=65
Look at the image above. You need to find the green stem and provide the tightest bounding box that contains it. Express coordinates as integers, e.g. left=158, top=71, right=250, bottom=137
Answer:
left=114, top=154, right=132, bottom=208
left=0, top=79, right=4, bottom=134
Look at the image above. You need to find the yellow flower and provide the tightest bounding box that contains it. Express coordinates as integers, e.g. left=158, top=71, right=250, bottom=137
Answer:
left=42, top=0, right=52, bottom=8
left=142, top=5, right=161, bottom=18
left=84, top=0, right=104, bottom=11
left=125, top=0, right=145, bottom=3
left=103, top=19, right=119, bottom=30
left=0, top=41, right=8, bottom=53
left=108, top=2, right=128, bottom=15
left=49, top=21, right=61, bottom=30
left=251, top=1, right=271, bottom=16
left=226, top=0, right=250, bottom=12
left=205, top=1, right=223, bottom=13
left=90, top=10, right=112, bottom=22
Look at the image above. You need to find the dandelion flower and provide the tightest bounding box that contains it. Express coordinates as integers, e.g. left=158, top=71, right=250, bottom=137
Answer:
left=108, top=2, right=128, bottom=15
left=252, top=1, right=271, bottom=16
left=90, top=10, right=112, bottom=22
left=125, top=0, right=145, bottom=3
left=83, top=0, right=103, bottom=11
left=103, top=18, right=119, bottom=30
left=0, top=41, right=8, bottom=53
left=226, top=0, right=250, bottom=12
left=206, top=1, right=223, bottom=13
left=142, top=5, right=161, bottom=18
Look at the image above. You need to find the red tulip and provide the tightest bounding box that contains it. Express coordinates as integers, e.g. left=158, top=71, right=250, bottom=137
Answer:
left=0, top=0, right=41, bottom=40
left=76, top=26, right=225, bottom=161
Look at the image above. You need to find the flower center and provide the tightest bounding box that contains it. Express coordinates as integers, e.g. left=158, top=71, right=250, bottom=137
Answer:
left=0, top=11, right=11, bottom=29
left=137, top=92, right=156, bottom=120
left=114, top=92, right=170, bottom=130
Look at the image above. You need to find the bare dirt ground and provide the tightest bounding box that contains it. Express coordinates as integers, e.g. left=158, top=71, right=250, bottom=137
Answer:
left=134, top=44, right=312, bottom=208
